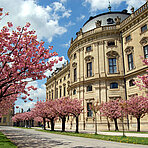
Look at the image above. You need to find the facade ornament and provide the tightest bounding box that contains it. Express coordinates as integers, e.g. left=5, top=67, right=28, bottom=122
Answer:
left=139, top=37, right=148, bottom=45
left=72, top=62, right=77, bottom=67
left=95, top=20, right=101, bottom=28
left=115, top=16, right=121, bottom=25
left=131, top=6, right=134, bottom=13
left=76, top=28, right=83, bottom=36
left=71, top=37, right=73, bottom=44
left=106, top=50, right=119, bottom=58
left=85, top=56, right=94, bottom=62
left=125, top=46, right=134, bottom=54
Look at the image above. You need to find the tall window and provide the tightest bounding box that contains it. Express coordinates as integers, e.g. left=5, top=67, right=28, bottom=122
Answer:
left=74, top=68, right=77, bottom=82
left=52, top=90, right=53, bottom=100
left=73, top=89, right=76, bottom=95
left=110, top=82, right=118, bottom=89
left=56, top=89, right=58, bottom=99
left=87, top=85, right=92, bottom=91
left=144, top=45, right=148, bottom=59
left=63, top=86, right=66, bottom=96
left=141, top=24, right=147, bottom=33
left=87, top=103, right=93, bottom=117
left=60, top=87, right=62, bottom=98
left=128, top=53, right=134, bottom=70
left=74, top=53, right=77, bottom=59
left=109, top=58, right=117, bottom=73
left=126, top=35, right=131, bottom=42
left=87, top=62, right=92, bottom=77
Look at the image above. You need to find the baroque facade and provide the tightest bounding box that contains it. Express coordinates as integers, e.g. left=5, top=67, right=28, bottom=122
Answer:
left=46, top=2, right=148, bottom=131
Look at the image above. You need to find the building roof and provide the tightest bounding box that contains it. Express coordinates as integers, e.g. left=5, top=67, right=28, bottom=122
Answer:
left=82, top=11, right=130, bottom=33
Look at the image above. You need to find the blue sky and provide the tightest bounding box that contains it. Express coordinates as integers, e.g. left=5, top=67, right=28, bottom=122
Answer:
left=0, top=0, right=146, bottom=112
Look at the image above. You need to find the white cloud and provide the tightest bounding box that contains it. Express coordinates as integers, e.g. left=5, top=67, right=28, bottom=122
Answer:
left=77, top=15, right=85, bottom=21
left=60, top=0, right=67, bottom=3
left=45, top=56, right=67, bottom=77
left=83, top=0, right=146, bottom=13
left=65, top=21, right=76, bottom=27
left=0, top=0, right=71, bottom=43
left=18, top=101, right=36, bottom=112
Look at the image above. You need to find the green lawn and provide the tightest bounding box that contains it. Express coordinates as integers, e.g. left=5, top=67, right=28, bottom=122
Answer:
left=0, top=131, right=17, bottom=148
left=102, top=130, right=148, bottom=134
left=35, top=129, right=148, bottom=145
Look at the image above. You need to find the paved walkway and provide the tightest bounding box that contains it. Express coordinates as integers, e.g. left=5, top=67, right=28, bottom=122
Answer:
left=0, top=126, right=148, bottom=148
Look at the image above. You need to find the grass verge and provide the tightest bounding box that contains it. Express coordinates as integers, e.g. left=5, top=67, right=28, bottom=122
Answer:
left=102, top=130, right=148, bottom=134
left=35, top=129, right=148, bottom=145
left=0, top=131, right=17, bottom=148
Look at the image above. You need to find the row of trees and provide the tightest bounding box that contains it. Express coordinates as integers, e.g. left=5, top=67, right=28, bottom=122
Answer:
left=12, top=97, right=83, bottom=133
left=91, top=96, right=148, bottom=133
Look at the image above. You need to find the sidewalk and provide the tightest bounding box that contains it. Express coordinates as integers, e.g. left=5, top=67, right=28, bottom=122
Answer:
left=32, top=127, right=148, bottom=138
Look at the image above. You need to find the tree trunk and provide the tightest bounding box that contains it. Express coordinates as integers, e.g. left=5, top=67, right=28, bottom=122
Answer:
left=114, top=118, right=119, bottom=131
left=50, top=118, right=54, bottom=131
left=62, top=116, right=66, bottom=132
left=107, top=117, right=110, bottom=131
left=137, top=117, right=140, bottom=132
left=94, top=113, right=97, bottom=134
left=75, top=116, right=79, bottom=133
left=43, top=117, right=46, bottom=130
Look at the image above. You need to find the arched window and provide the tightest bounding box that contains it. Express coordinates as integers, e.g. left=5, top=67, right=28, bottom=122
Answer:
left=73, top=89, right=76, bottom=95
left=87, top=85, right=92, bottom=91
left=106, top=51, right=119, bottom=74
left=110, top=82, right=118, bottom=89
left=129, top=79, right=135, bottom=87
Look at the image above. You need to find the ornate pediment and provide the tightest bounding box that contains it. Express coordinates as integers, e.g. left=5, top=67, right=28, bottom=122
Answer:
left=72, top=62, right=77, bottom=67
left=106, top=50, right=119, bottom=58
left=85, top=56, right=94, bottom=62
left=139, top=37, right=148, bottom=45
left=125, top=46, right=134, bottom=54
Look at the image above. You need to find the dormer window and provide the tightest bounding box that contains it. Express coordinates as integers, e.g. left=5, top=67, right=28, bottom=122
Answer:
left=107, top=18, right=114, bottom=24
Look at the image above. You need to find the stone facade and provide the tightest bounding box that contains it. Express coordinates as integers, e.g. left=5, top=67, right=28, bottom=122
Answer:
left=46, top=2, right=148, bottom=131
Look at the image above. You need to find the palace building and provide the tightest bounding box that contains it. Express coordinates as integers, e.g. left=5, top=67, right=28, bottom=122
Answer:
left=46, top=2, right=148, bottom=131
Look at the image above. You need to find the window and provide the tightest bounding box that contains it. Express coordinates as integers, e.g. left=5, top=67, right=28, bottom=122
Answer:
left=87, top=103, right=93, bottom=117
left=60, top=87, right=62, bottom=98
left=107, top=18, right=114, bottom=24
left=68, top=73, right=70, bottom=78
left=109, top=58, right=117, bottom=73
left=87, top=85, right=92, bottom=91
left=86, top=46, right=92, bottom=52
left=52, top=90, right=53, bottom=100
left=126, top=35, right=131, bottom=42
left=56, top=89, right=58, bottom=98
left=87, top=62, right=92, bottom=77
left=129, top=79, right=135, bottom=87
left=108, top=41, right=115, bottom=46
left=73, top=89, right=76, bottom=95
left=63, top=86, right=66, bottom=96
left=3, top=117, right=6, bottom=123
left=144, top=45, right=148, bottom=59
left=128, top=53, right=134, bottom=70
left=110, top=82, right=118, bottom=89
left=60, top=79, right=62, bottom=83
left=141, top=24, right=147, bottom=33
left=64, top=76, right=66, bottom=81
left=0, top=118, right=1, bottom=123
left=56, top=81, right=58, bottom=85
left=74, top=53, right=77, bottom=59
left=74, top=68, right=77, bottom=82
